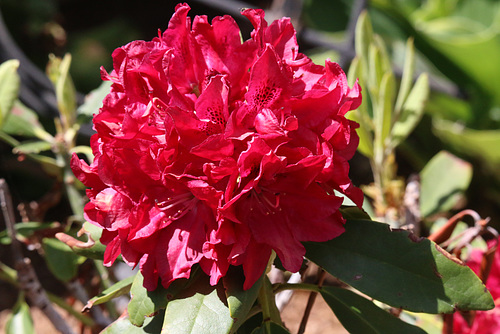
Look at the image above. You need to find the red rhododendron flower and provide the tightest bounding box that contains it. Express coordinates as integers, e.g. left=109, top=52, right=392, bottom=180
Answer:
left=453, top=241, right=500, bottom=334
left=71, top=3, right=362, bottom=291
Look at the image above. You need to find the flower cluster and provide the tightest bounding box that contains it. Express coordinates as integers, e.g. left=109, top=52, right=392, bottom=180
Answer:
left=71, top=3, right=362, bottom=290
left=454, top=242, right=500, bottom=334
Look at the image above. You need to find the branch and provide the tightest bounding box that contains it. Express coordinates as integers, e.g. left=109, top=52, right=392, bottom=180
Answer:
left=0, top=179, right=76, bottom=334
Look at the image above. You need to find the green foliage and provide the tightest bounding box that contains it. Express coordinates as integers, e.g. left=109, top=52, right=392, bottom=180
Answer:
left=5, top=294, right=34, bottom=334
left=420, top=151, right=473, bottom=218
left=0, top=59, right=20, bottom=128
left=42, top=237, right=85, bottom=282
left=84, top=275, right=134, bottom=310
left=305, top=219, right=494, bottom=313
left=321, top=286, right=426, bottom=334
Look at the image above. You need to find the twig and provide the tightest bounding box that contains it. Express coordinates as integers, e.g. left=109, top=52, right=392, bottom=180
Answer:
left=0, top=179, right=76, bottom=334
left=297, top=269, right=326, bottom=334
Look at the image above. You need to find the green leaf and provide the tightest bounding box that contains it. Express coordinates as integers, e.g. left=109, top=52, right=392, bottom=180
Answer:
left=320, top=286, right=427, bottom=334
left=84, top=275, right=135, bottom=311
left=77, top=80, right=112, bottom=124
left=390, top=73, right=429, bottom=148
left=375, top=71, right=396, bottom=151
left=304, top=219, right=494, bottom=313
left=433, top=119, right=500, bottom=176
left=419, top=151, right=472, bottom=218
left=1, top=100, right=53, bottom=141
left=67, top=221, right=106, bottom=259
left=162, top=289, right=233, bottom=334
left=250, top=322, right=290, bottom=334
left=395, top=38, right=416, bottom=114
left=128, top=271, right=169, bottom=327
left=47, top=54, right=77, bottom=129
left=42, top=237, right=83, bottom=282
left=0, top=222, right=58, bottom=245
left=13, top=140, right=53, bottom=154
left=223, top=266, right=264, bottom=333
left=5, top=294, right=34, bottom=334
left=102, top=311, right=164, bottom=334
left=355, top=11, right=373, bottom=79
left=0, top=59, right=20, bottom=128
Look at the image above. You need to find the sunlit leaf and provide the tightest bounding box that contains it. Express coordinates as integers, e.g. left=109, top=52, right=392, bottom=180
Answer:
left=0, top=59, right=20, bottom=128
left=419, top=151, right=472, bottom=218
left=5, top=294, right=34, bottom=334
left=101, top=312, right=164, bottom=334
left=47, top=54, right=77, bottom=129
left=390, top=73, right=429, bottom=148
left=162, top=289, right=233, bottom=334
left=12, top=141, right=53, bottom=154
left=77, top=80, right=112, bottom=124
left=84, top=275, right=135, bottom=312
left=305, top=219, right=494, bottom=314
left=224, top=266, right=264, bottom=333
left=320, top=286, right=426, bottom=334
left=1, top=100, right=53, bottom=141
left=395, top=38, right=416, bottom=114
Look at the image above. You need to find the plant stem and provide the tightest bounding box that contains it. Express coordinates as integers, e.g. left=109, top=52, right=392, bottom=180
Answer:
left=272, top=282, right=321, bottom=294
left=298, top=270, right=326, bottom=334
left=258, top=275, right=282, bottom=329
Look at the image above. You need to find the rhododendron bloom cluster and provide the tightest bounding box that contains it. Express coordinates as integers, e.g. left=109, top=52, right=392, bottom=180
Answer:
left=454, top=242, right=500, bottom=334
left=71, top=3, right=362, bottom=291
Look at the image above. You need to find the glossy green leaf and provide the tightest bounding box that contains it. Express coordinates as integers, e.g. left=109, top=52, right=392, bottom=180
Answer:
left=12, top=140, right=53, bottom=154
left=85, top=275, right=134, bottom=311
left=368, top=45, right=384, bottom=96
left=0, top=59, right=20, bottom=128
left=128, top=271, right=169, bottom=326
left=433, top=119, right=500, bottom=175
left=102, top=312, right=164, bottom=334
left=420, top=151, right=472, bottom=217
left=5, top=294, right=34, bottom=334
left=320, top=286, right=426, bottom=334
left=250, top=322, right=290, bottom=334
left=390, top=73, right=429, bottom=149
left=224, top=266, right=264, bottom=333
left=42, top=237, right=84, bottom=282
left=162, top=289, right=233, bottom=334
left=304, top=219, right=494, bottom=313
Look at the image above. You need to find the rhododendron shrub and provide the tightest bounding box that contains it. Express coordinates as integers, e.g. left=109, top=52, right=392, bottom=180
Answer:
left=71, top=3, right=362, bottom=291
left=454, top=241, right=500, bottom=334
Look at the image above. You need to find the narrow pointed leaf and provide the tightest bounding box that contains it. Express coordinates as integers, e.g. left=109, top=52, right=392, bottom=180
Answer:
left=395, top=38, right=416, bottom=114
left=77, top=80, right=112, bottom=124
left=390, top=73, right=429, bottom=148
left=162, top=289, right=233, bottom=334
left=419, top=151, right=472, bottom=218
left=320, top=286, right=427, bottom=334
left=84, top=275, right=135, bottom=311
left=305, top=219, right=494, bottom=313
left=355, top=11, right=373, bottom=79
left=47, top=54, right=77, bottom=129
left=376, top=71, right=396, bottom=150
left=0, top=59, right=20, bottom=128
